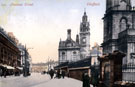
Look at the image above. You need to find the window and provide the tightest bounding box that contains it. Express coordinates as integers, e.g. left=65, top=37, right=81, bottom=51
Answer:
left=62, top=52, right=65, bottom=60
left=120, top=17, right=127, bottom=32
left=130, top=53, right=135, bottom=59
left=73, top=51, right=77, bottom=61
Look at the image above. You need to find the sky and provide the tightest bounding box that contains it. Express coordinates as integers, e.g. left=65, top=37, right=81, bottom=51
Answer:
left=0, top=0, right=135, bottom=63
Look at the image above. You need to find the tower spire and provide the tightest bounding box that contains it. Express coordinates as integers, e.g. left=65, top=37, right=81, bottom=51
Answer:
left=82, top=8, right=87, bottom=22
left=84, top=8, right=86, bottom=13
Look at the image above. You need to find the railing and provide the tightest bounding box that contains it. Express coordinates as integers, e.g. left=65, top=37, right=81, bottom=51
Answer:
left=122, top=64, right=135, bottom=82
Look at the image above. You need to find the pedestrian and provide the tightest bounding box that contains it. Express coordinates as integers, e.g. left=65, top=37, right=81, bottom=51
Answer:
left=49, top=69, right=54, bottom=79
left=67, top=72, right=70, bottom=78
left=0, top=68, right=2, bottom=77
left=56, top=69, right=61, bottom=79
left=61, top=70, right=65, bottom=79
left=91, top=69, right=99, bottom=87
left=4, top=68, right=7, bottom=78
left=82, top=71, right=90, bottom=87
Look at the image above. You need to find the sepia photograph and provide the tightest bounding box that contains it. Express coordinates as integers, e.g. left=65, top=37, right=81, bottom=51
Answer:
left=0, top=0, right=135, bottom=87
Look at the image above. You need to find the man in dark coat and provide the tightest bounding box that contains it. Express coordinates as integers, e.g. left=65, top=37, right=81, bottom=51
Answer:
left=56, top=70, right=61, bottom=79
left=49, top=69, right=54, bottom=79
left=82, top=72, right=90, bottom=87
left=61, top=70, right=65, bottom=79
left=4, top=68, right=7, bottom=78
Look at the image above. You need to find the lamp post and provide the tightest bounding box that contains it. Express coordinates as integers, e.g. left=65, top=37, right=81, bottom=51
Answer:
left=48, top=57, right=49, bottom=72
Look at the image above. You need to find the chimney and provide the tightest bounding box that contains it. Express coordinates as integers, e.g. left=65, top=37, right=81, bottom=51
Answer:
left=76, top=34, right=79, bottom=44
left=67, top=29, right=71, bottom=40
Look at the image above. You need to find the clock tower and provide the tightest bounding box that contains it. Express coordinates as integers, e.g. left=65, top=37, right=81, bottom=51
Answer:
left=80, top=11, right=90, bottom=59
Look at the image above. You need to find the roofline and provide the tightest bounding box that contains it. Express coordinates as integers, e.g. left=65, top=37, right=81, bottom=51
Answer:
left=68, top=66, right=90, bottom=70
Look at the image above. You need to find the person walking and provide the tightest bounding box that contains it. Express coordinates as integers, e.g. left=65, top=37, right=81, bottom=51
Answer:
left=56, top=69, right=61, bottom=79
left=4, top=68, right=7, bottom=78
left=82, top=71, right=90, bottom=87
left=91, top=69, right=99, bottom=87
left=0, top=68, right=2, bottom=77
left=61, top=70, right=65, bottom=79
left=49, top=69, right=54, bottom=79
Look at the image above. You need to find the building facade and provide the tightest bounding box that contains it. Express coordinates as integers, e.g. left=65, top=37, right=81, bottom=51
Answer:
left=59, top=29, right=81, bottom=64
left=58, top=12, right=90, bottom=64
left=18, top=44, right=31, bottom=76
left=0, top=27, right=21, bottom=75
left=102, top=0, right=135, bottom=64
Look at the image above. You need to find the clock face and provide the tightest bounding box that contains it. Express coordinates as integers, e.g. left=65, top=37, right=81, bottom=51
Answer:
left=82, top=37, right=86, bottom=44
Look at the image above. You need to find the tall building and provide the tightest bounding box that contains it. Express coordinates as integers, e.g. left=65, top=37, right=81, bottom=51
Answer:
left=58, top=11, right=90, bottom=64
left=80, top=11, right=90, bottom=59
left=102, top=0, right=135, bottom=64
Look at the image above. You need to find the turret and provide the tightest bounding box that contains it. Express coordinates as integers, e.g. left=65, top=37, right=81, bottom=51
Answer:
left=76, top=34, right=79, bottom=44
left=67, top=29, right=71, bottom=40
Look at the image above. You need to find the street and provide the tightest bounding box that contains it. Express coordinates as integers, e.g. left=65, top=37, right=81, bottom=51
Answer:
left=0, top=73, right=93, bottom=87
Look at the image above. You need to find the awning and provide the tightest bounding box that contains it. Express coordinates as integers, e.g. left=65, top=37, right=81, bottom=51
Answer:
left=2, top=65, right=15, bottom=69
left=17, top=67, right=23, bottom=70
left=6, top=65, right=15, bottom=69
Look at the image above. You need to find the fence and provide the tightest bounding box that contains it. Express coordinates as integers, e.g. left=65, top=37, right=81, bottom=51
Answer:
left=122, top=64, right=135, bottom=82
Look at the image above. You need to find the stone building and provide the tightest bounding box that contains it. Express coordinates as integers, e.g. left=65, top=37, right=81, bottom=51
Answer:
left=59, top=29, right=81, bottom=64
left=0, top=27, right=21, bottom=75
left=80, top=11, right=90, bottom=59
left=58, top=12, right=90, bottom=64
left=102, top=0, right=135, bottom=65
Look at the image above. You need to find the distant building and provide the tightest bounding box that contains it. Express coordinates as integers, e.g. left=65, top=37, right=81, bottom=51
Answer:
left=18, top=44, right=31, bottom=75
left=32, top=63, right=48, bottom=73
left=58, top=11, right=90, bottom=64
left=90, top=43, right=102, bottom=66
left=32, top=61, right=58, bottom=72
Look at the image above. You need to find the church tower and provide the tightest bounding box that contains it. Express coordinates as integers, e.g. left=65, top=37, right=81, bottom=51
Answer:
left=102, top=0, right=135, bottom=64
left=80, top=11, right=90, bottom=59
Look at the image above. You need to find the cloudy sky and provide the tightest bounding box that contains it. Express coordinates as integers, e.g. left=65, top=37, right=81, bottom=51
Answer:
left=0, top=0, right=135, bottom=63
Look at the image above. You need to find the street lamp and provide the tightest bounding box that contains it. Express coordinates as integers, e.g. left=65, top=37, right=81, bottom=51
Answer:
left=48, top=57, right=50, bottom=72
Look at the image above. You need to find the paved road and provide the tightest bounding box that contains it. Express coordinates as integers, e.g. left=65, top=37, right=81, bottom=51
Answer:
left=0, top=73, right=93, bottom=87
left=0, top=73, right=51, bottom=87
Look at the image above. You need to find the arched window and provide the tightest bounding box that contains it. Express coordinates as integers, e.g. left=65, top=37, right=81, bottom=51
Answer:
left=120, top=17, right=127, bottom=32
